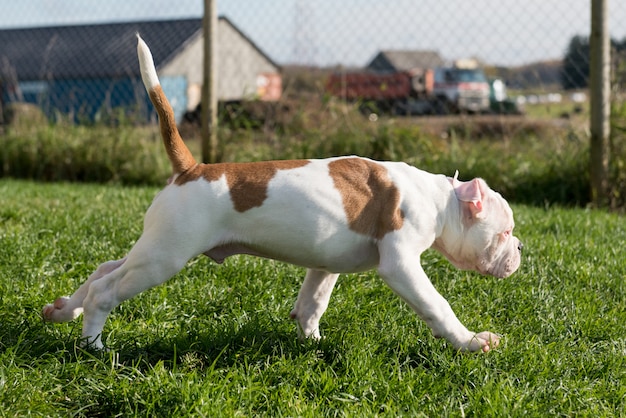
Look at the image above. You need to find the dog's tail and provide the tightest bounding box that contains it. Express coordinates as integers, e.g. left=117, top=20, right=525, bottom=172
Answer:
left=136, top=34, right=197, bottom=174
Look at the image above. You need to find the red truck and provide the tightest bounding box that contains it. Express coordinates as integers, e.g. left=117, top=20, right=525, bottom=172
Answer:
left=326, top=61, right=490, bottom=115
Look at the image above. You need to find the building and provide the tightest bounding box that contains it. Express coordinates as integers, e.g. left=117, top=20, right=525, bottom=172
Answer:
left=366, top=50, right=445, bottom=74
left=0, top=17, right=281, bottom=123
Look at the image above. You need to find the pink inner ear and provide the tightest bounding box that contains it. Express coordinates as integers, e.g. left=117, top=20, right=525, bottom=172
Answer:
left=451, top=171, right=484, bottom=215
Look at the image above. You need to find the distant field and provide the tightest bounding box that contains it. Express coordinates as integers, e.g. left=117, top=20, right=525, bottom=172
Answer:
left=0, top=180, right=624, bottom=416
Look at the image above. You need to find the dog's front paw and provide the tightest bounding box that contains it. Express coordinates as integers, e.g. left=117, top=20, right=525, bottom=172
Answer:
left=466, top=331, right=501, bottom=353
left=42, top=297, right=82, bottom=323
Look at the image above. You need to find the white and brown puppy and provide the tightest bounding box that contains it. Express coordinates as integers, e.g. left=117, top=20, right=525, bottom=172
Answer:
left=43, top=35, right=522, bottom=353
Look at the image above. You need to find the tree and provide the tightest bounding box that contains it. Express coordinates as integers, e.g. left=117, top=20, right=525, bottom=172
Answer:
left=561, top=35, right=590, bottom=90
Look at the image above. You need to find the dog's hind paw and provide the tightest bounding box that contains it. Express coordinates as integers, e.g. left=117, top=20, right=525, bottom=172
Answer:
left=470, top=331, right=501, bottom=353
left=42, top=297, right=82, bottom=323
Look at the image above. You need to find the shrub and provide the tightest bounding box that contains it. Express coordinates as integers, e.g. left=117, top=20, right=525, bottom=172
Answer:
left=0, top=124, right=169, bottom=185
left=0, top=100, right=596, bottom=207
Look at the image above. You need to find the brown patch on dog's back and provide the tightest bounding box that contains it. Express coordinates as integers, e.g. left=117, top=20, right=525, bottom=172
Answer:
left=175, top=160, right=310, bottom=212
left=329, top=158, right=404, bottom=239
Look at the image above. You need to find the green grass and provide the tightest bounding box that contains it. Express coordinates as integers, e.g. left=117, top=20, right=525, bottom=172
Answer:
left=0, top=179, right=624, bottom=417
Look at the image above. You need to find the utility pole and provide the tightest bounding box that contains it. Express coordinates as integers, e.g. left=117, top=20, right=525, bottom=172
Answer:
left=201, top=0, right=219, bottom=163
left=589, top=0, right=611, bottom=206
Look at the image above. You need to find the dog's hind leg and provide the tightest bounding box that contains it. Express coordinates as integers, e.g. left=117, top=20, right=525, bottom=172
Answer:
left=290, top=269, right=339, bottom=340
left=42, top=258, right=126, bottom=323
left=78, top=236, right=192, bottom=349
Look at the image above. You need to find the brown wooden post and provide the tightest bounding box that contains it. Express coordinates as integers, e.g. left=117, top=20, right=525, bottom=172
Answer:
left=589, top=0, right=611, bottom=206
left=201, top=0, right=219, bottom=163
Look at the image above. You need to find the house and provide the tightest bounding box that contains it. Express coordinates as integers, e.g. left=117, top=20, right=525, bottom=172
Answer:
left=0, top=17, right=281, bottom=123
left=366, top=50, right=445, bottom=75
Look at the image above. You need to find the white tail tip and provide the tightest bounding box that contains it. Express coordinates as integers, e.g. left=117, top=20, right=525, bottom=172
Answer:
left=136, top=34, right=160, bottom=90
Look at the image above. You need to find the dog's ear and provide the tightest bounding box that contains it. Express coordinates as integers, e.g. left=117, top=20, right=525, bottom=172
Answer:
left=450, top=171, right=486, bottom=218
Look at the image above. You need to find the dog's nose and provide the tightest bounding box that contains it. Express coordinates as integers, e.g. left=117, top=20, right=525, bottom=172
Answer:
left=517, top=241, right=524, bottom=253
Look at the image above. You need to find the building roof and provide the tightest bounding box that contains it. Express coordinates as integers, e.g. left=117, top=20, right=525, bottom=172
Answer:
left=367, top=50, right=445, bottom=73
left=0, top=17, right=278, bottom=81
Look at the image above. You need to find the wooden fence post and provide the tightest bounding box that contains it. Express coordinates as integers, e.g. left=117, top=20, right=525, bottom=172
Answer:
left=201, top=0, right=219, bottom=163
left=589, top=0, right=611, bottom=206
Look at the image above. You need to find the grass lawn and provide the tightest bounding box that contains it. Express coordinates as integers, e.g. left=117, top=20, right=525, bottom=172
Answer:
left=0, top=179, right=624, bottom=417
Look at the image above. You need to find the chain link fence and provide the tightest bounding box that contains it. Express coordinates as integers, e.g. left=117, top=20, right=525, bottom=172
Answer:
left=1, top=1, right=624, bottom=118
left=1, top=1, right=626, bottom=204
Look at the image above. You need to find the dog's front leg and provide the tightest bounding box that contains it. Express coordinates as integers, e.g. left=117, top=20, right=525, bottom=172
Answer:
left=290, top=269, right=339, bottom=340
left=377, top=238, right=500, bottom=353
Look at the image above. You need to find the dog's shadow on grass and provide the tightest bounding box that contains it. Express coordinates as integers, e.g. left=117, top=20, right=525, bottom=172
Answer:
left=103, top=319, right=331, bottom=372
left=107, top=321, right=443, bottom=374
left=2, top=315, right=298, bottom=370
left=5, top=309, right=441, bottom=372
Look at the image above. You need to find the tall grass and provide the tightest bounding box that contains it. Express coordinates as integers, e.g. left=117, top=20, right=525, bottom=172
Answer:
left=1, top=123, right=170, bottom=185
left=1, top=100, right=594, bottom=207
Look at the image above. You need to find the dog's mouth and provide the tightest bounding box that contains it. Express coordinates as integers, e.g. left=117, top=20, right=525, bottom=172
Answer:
left=434, top=246, right=520, bottom=279
left=432, top=236, right=522, bottom=278
left=486, top=260, right=519, bottom=279
left=485, top=242, right=522, bottom=278
left=486, top=266, right=510, bottom=279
